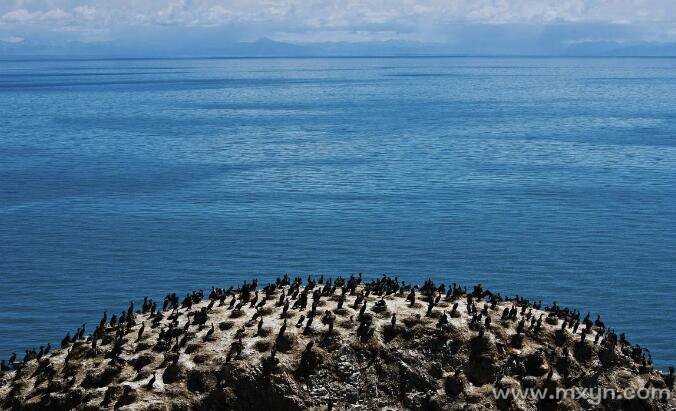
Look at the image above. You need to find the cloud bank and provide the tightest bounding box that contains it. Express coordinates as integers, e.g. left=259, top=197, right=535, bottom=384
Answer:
left=1, top=0, right=675, bottom=55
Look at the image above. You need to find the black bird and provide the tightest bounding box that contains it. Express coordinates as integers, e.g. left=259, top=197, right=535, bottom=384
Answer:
left=296, top=315, right=306, bottom=327
left=391, top=313, right=396, bottom=327
left=594, top=314, right=605, bottom=329
left=437, top=312, right=448, bottom=327
left=102, top=386, right=114, bottom=406
left=358, top=301, right=367, bottom=319
left=426, top=300, right=435, bottom=316
left=282, top=300, right=290, bottom=316
left=407, top=289, right=416, bottom=306
left=137, top=322, right=145, bottom=341
left=251, top=309, right=261, bottom=322
left=516, top=319, right=525, bottom=334
left=257, top=317, right=264, bottom=335
left=304, top=316, right=314, bottom=333
left=146, top=373, right=156, bottom=390
left=115, top=385, right=134, bottom=409
left=179, top=334, right=189, bottom=348
left=278, top=319, right=287, bottom=339
left=205, top=323, right=215, bottom=340
left=234, top=326, right=246, bottom=339
left=61, top=333, right=71, bottom=348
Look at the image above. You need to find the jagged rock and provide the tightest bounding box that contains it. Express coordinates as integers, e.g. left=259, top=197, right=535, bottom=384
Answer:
left=465, top=333, right=500, bottom=385
left=398, top=358, right=438, bottom=394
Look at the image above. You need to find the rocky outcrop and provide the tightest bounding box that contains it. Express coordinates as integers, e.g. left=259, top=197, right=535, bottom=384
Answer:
left=0, top=275, right=673, bottom=410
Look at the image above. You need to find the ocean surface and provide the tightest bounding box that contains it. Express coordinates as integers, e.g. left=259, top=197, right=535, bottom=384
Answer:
left=0, top=57, right=674, bottom=368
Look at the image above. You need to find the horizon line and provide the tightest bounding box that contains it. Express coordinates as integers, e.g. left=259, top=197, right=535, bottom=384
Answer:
left=2, top=54, right=676, bottom=62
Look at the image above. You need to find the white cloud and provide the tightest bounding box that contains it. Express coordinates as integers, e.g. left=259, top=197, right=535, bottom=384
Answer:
left=0, top=0, right=674, bottom=46
left=207, top=5, right=233, bottom=22
left=73, top=5, right=97, bottom=20
left=1, top=8, right=71, bottom=23
left=273, top=29, right=425, bottom=43
left=0, top=35, right=25, bottom=43
left=1, top=0, right=675, bottom=27
left=2, top=9, right=37, bottom=23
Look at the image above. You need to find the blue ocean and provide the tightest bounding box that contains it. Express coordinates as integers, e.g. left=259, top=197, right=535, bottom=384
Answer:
left=0, top=57, right=674, bottom=368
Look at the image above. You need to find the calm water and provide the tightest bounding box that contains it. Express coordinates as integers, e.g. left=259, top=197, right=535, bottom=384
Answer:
left=0, top=57, right=674, bottom=368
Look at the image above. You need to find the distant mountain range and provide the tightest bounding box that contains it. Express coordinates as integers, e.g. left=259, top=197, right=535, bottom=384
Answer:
left=2, top=37, right=676, bottom=58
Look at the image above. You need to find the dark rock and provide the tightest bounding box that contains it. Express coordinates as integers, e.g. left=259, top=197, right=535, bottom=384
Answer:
left=465, top=334, right=500, bottom=386
left=525, top=351, right=548, bottom=376
left=186, top=368, right=217, bottom=393
left=162, top=362, right=186, bottom=384
left=574, top=341, right=594, bottom=363
left=131, top=352, right=155, bottom=371
left=444, top=372, right=467, bottom=397
left=81, top=365, right=120, bottom=388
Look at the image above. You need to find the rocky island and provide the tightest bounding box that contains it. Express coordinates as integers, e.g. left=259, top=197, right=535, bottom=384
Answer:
left=1, top=274, right=673, bottom=410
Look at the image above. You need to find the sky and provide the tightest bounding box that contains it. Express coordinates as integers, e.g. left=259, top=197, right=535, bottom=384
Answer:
left=1, top=0, right=676, bottom=55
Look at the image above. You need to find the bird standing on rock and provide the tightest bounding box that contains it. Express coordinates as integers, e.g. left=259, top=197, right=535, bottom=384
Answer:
left=407, top=289, right=416, bottom=306
left=304, top=316, right=314, bottom=334
left=137, top=322, right=145, bottom=341
left=204, top=323, right=215, bottom=340
left=278, top=319, right=287, bottom=339
left=358, top=301, right=367, bottom=320
left=146, top=373, right=156, bottom=390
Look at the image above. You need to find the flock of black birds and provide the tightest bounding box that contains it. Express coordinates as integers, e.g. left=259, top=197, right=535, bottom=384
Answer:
left=1, top=273, right=674, bottom=399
